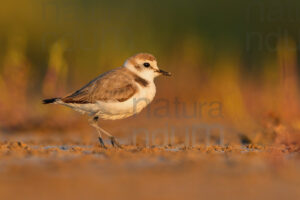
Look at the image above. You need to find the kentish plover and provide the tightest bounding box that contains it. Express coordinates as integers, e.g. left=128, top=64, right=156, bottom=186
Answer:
left=43, top=53, right=171, bottom=148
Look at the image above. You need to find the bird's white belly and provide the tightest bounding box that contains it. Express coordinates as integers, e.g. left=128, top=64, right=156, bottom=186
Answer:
left=62, top=83, right=156, bottom=120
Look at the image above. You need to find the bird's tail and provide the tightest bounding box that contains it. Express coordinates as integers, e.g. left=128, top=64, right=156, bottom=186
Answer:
left=42, top=98, right=60, bottom=104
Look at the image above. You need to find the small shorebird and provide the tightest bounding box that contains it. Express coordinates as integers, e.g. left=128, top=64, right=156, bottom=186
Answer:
left=43, top=53, right=171, bottom=148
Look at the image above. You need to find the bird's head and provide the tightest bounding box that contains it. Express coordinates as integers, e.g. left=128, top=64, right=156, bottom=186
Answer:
left=124, top=53, right=171, bottom=81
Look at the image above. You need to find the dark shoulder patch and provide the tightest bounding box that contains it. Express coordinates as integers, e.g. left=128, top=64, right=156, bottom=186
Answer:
left=134, top=76, right=149, bottom=87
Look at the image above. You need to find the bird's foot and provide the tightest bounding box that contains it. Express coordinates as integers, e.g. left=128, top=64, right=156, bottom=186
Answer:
left=110, top=137, right=123, bottom=149
left=98, top=137, right=107, bottom=149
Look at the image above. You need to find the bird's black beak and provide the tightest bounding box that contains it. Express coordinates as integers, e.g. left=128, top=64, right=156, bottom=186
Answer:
left=157, top=69, right=171, bottom=76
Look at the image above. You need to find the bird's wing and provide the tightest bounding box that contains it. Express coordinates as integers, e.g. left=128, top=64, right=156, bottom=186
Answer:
left=61, top=68, right=137, bottom=103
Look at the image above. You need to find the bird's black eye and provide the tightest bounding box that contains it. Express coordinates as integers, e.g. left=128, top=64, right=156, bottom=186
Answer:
left=143, top=62, right=150, bottom=68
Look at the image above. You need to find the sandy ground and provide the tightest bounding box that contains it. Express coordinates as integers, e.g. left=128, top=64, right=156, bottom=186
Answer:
left=0, top=132, right=299, bottom=200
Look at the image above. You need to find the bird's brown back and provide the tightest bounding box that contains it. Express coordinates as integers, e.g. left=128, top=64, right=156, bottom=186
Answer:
left=62, top=67, right=139, bottom=104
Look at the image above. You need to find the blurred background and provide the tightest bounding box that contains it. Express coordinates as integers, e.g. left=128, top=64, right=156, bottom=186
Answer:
left=1, top=1, right=300, bottom=200
left=1, top=0, right=300, bottom=145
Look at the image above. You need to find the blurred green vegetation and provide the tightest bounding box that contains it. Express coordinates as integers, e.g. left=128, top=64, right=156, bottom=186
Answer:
left=1, top=0, right=300, bottom=74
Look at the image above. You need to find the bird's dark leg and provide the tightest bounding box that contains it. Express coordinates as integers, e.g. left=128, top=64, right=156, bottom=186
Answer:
left=95, top=125, right=122, bottom=149
left=110, top=136, right=123, bottom=148
left=98, top=137, right=107, bottom=149
left=88, top=116, right=107, bottom=149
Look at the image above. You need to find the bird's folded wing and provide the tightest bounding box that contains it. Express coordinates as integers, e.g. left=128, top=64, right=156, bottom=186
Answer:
left=62, top=68, right=137, bottom=103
